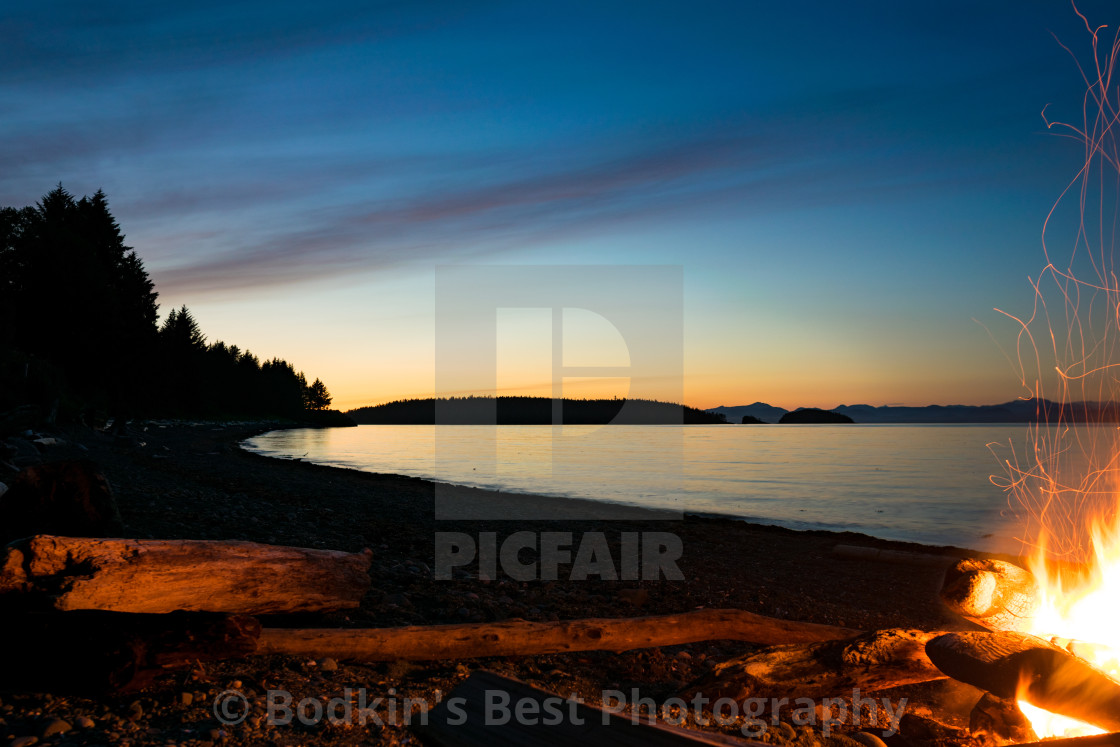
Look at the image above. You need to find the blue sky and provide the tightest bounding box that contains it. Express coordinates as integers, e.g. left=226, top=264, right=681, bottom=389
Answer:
left=2, top=1, right=1114, bottom=409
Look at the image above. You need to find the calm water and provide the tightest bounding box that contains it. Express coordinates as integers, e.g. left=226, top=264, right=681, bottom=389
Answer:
left=243, top=424, right=1062, bottom=553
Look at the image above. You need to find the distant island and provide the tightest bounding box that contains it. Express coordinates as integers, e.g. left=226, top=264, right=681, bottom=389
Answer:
left=709, top=399, right=1120, bottom=424
left=778, top=408, right=854, bottom=424
left=349, top=396, right=727, bottom=425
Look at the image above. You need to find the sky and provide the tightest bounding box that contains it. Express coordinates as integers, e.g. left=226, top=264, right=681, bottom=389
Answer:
left=2, top=1, right=1117, bottom=410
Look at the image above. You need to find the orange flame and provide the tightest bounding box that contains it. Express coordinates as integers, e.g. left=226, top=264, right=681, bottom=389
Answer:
left=996, top=7, right=1120, bottom=739
left=1017, top=517, right=1120, bottom=738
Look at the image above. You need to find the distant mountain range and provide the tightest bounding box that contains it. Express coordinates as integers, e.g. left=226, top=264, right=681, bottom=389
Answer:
left=707, top=399, right=1120, bottom=424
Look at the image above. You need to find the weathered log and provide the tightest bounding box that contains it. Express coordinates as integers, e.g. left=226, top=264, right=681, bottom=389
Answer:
left=1008, top=733, right=1120, bottom=747
left=257, top=609, right=860, bottom=661
left=680, top=628, right=944, bottom=702
left=0, top=534, right=372, bottom=614
left=940, top=558, right=1041, bottom=632
left=0, top=611, right=260, bottom=694
left=0, top=460, right=123, bottom=543
left=925, top=631, right=1120, bottom=732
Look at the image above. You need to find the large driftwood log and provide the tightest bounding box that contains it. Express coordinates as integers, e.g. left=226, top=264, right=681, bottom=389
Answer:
left=258, top=609, right=860, bottom=661
left=0, top=611, right=260, bottom=694
left=940, top=558, right=1041, bottom=632
left=926, top=631, right=1120, bottom=732
left=0, top=535, right=372, bottom=614
left=680, top=628, right=944, bottom=702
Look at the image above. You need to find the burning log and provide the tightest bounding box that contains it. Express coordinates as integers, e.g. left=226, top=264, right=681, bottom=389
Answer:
left=940, top=558, right=1041, bottom=632
left=681, top=628, right=944, bottom=702
left=969, top=692, right=1038, bottom=745
left=0, top=534, right=372, bottom=614
left=257, top=608, right=860, bottom=661
left=925, top=631, right=1120, bottom=732
left=0, top=611, right=260, bottom=694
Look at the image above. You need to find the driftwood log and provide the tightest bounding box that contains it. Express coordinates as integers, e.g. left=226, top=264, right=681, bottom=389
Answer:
left=0, top=535, right=372, bottom=614
left=926, top=631, right=1120, bottom=731
left=0, top=611, right=260, bottom=694
left=681, top=628, right=944, bottom=702
left=258, top=609, right=860, bottom=661
left=940, top=558, right=1041, bottom=632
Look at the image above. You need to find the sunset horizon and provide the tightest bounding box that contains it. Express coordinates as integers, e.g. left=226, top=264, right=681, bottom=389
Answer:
left=8, top=3, right=1120, bottom=742
left=6, top=2, right=1111, bottom=414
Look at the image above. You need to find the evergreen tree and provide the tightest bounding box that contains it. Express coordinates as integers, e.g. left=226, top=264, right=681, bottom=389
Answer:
left=1, top=186, right=338, bottom=421
left=305, top=378, right=332, bottom=410
left=0, top=186, right=160, bottom=417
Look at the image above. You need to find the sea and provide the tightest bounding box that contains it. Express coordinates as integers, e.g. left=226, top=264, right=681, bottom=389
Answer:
left=241, top=423, right=1107, bottom=554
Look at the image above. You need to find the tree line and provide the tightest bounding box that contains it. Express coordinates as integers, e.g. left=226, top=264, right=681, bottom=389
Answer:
left=349, top=396, right=728, bottom=425
left=0, top=186, right=334, bottom=423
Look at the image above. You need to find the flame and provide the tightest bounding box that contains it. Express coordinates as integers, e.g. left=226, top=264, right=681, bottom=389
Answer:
left=993, top=9, right=1120, bottom=740
left=1015, top=515, right=1120, bottom=738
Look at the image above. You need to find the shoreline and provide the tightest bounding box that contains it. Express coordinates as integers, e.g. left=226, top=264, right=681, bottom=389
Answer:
left=243, top=423, right=1011, bottom=558
left=2, top=420, right=987, bottom=746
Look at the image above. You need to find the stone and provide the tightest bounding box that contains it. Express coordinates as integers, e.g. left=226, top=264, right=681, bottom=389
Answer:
left=4, top=438, right=41, bottom=468
left=318, top=658, right=338, bottom=672
left=75, top=716, right=95, bottom=729
left=10, top=737, right=39, bottom=747
left=850, top=732, right=888, bottom=747
left=180, top=692, right=194, bottom=706
left=39, top=718, right=70, bottom=738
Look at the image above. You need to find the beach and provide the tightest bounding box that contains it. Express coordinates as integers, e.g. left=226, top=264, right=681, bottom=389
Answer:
left=1, top=422, right=993, bottom=747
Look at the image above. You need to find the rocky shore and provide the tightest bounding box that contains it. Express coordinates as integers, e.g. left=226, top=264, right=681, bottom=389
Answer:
left=0, top=422, right=993, bottom=747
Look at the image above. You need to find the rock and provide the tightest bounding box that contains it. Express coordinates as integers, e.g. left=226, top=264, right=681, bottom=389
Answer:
left=0, top=459, right=124, bottom=543
left=180, top=692, right=194, bottom=706
left=31, top=437, right=62, bottom=449
left=777, top=722, right=798, bottom=742
left=75, top=716, right=95, bottom=729
left=4, top=438, right=41, bottom=468
left=39, top=718, right=70, bottom=738
left=318, top=658, right=338, bottom=672
left=850, top=732, right=888, bottom=747
left=778, top=408, right=855, bottom=424
left=9, top=737, right=39, bottom=747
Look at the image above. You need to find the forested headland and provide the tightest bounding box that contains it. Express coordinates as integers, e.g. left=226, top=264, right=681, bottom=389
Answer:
left=348, top=396, right=728, bottom=424
left=0, top=186, right=346, bottom=426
